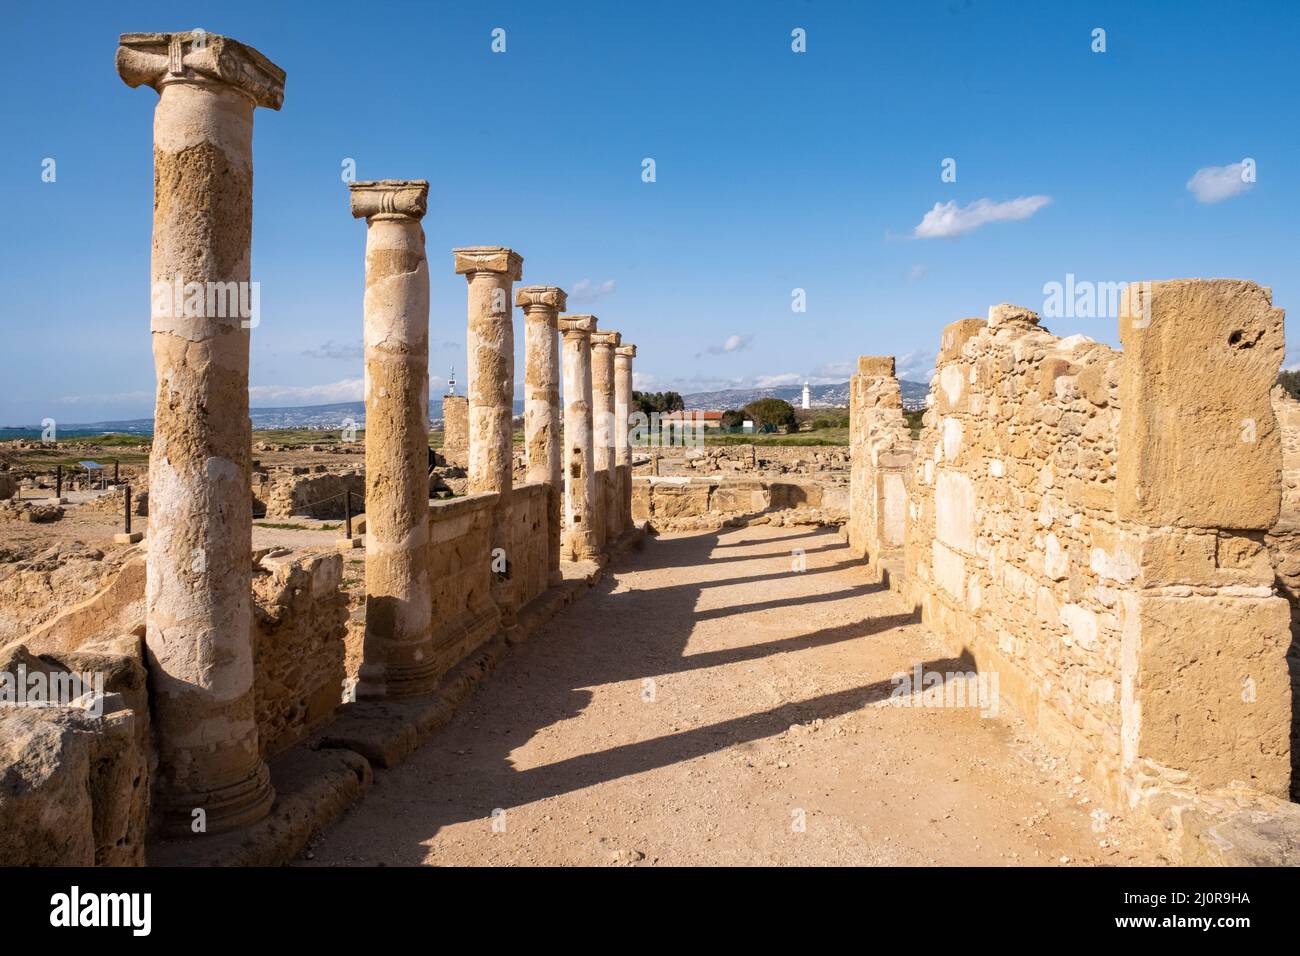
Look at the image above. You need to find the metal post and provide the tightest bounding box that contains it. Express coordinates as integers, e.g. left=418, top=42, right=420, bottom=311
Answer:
left=345, top=489, right=353, bottom=539
left=55, top=465, right=62, bottom=498
left=124, top=485, right=132, bottom=535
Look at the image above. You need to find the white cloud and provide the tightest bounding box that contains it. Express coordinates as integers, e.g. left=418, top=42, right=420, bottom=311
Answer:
left=569, top=278, right=617, bottom=303
left=907, top=264, right=927, bottom=282
left=1186, top=160, right=1254, bottom=204
left=248, top=378, right=364, bottom=405
left=896, top=349, right=936, bottom=382
left=695, top=333, right=754, bottom=358
left=754, top=372, right=803, bottom=388
left=913, top=195, right=1051, bottom=239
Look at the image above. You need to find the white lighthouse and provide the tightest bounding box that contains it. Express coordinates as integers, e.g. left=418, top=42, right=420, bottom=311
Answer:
left=801, top=381, right=811, bottom=410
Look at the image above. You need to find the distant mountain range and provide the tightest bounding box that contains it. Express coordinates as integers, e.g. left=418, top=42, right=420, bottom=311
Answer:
left=1, top=381, right=930, bottom=439
left=679, top=380, right=929, bottom=411
left=1, top=397, right=522, bottom=439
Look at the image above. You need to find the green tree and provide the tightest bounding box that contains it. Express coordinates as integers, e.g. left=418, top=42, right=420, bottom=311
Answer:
left=1279, top=370, right=1300, bottom=401
left=719, top=409, right=745, bottom=429
left=632, top=390, right=687, bottom=414
left=743, top=397, right=797, bottom=431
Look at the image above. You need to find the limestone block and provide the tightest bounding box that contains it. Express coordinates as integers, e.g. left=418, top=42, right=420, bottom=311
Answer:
left=932, top=540, right=966, bottom=601
left=1126, top=593, right=1291, bottom=796
left=938, top=318, right=986, bottom=362
left=1118, top=279, right=1285, bottom=529
left=934, top=470, right=976, bottom=553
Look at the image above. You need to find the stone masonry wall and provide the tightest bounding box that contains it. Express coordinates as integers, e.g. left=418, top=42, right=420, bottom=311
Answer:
left=1267, top=386, right=1300, bottom=797
left=427, top=492, right=501, bottom=677
left=251, top=552, right=348, bottom=757
left=901, top=284, right=1291, bottom=813
left=510, top=482, right=550, bottom=612
left=632, top=476, right=847, bottom=532
left=847, top=356, right=914, bottom=582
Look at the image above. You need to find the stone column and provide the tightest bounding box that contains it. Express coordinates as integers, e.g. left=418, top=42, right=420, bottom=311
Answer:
left=116, top=31, right=283, bottom=837
left=614, top=343, right=636, bottom=535
left=454, top=247, right=523, bottom=628
left=350, top=180, right=436, bottom=699
left=517, top=285, right=567, bottom=586
left=590, top=330, right=621, bottom=550
left=559, top=315, right=598, bottom=560
left=441, top=394, right=468, bottom=467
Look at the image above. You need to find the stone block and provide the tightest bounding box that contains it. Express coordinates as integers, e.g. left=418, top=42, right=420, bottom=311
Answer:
left=1118, top=279, right=1284, bottom=529
left=1126, top=593, right=1290, bottom=796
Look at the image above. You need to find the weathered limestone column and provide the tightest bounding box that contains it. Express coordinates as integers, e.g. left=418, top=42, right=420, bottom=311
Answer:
left=518, top=285, right=567, bottom=586
left=1117, top=279, right=1292, bottom=799
left=350, top=180, right=436, bottom=699
left=441, top=394, right=468, bottom=467
left=116, top=32, right=283, bottom=835
left=454, top=247, right=523, bottom=628
left=614, top=343, right=636, bottom=533
left=559, top=315, right=598, bottom=560
left=591, top=330, right=621, bottom=549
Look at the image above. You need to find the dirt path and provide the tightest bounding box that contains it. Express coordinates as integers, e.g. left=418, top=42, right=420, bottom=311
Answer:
left=301, top=524, right=1159, bottom=866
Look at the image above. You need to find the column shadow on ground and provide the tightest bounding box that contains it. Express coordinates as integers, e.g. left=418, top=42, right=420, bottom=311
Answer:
left=322, top=525, right=937, bottom=865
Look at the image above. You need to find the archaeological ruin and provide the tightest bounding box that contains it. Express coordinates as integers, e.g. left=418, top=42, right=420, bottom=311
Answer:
left=2, top=28, right=1298, bottom=873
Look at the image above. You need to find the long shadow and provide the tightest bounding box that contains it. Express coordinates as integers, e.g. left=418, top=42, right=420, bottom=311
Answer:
left=325, top=524, right=931, bottom=864
left=696, top=542, right=848, bottom=565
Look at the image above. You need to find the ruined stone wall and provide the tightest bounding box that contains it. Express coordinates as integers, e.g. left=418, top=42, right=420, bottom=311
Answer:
left=251, top=553, right=348, bottom=757
left=847, top=356, right=913, bottom=581
left=903, top=284, right=1291, bottom=812
left=254, top=469, right=364, bottom=519
left=427, top=492, right=501, bottom=676
left=632, top=476, right=847, bottom=532
left=637, top=443, right=850, bottom=478
left=510, top=482, right=550, bottom=611
left=0, top=635, right=151, bottom=866
left=1266, top=386, right=1300, bottom=797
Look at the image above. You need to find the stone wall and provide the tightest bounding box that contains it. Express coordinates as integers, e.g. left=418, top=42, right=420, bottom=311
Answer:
left=898, top=283, right=1292, bottom=820
left=632, top=476, right=847, bottom=532
left=427, top=492, right=501, bottom=676
left=637, top=443, right=850, bottom=478
left=847, top=356, right=914, bottom=581
left=0, top=635, right=151, bottom=866
left=510, top=482, right=550, bottom=611
left=252, top=553, right=348, bottom=757
left=1267, top=386, right=1300, bottom=797
left=254, top=469, right=364, bottom=520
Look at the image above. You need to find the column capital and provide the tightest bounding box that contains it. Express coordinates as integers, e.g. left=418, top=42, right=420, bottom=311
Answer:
left=117, top=32, right=285, bottom=109
left=515, top=285, right=567, bottom=313
left=349, top=180, right=429, bottom=222
left=558, top=314, right=597, bottom=334
left=615, top=344, right=637, bottom=359
left=591, top=330, right=621, bottom=349
left=453, top=246, right=523, bottom=281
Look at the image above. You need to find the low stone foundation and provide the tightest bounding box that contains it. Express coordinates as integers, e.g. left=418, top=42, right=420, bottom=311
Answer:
left=632, top=475, right=847, bottom=532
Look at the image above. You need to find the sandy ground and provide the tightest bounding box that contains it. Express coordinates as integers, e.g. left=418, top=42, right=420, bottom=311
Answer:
left=299, top=524, right=1160, bottom=867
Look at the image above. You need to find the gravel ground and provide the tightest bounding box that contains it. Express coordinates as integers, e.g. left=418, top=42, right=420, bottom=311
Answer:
left=300, top=524, right=1160, bottom=867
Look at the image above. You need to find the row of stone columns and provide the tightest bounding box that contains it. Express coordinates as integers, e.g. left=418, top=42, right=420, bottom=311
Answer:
left=119, top=30, right=640, bottom=839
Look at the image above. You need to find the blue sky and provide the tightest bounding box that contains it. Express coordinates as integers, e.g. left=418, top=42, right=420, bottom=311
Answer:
left=3, top=0, right=1298, bottom=424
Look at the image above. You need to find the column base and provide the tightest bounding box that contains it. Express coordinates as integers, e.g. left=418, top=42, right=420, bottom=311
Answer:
left=155, top=759, right=275, bottom=839
left=356, top=657, right=442, bottom=700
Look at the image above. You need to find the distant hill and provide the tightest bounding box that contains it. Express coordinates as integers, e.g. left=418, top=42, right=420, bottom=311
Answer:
left=3, top=382, right=933, bottom=440
left=681, top=380, right=928, bottom=412
left=1, top=396, right=516, bottom=439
